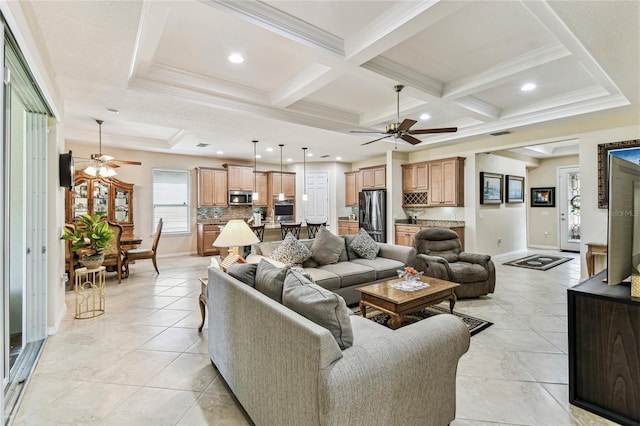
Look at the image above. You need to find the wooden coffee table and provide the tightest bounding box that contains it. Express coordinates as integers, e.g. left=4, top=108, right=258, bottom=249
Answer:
left=357, top=276, right=459, bottom=329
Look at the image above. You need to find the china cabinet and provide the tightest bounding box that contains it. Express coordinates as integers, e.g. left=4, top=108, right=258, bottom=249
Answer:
left=66, top=171, right=135, bottom=237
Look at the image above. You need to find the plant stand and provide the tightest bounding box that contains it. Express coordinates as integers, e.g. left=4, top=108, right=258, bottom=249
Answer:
left=74, top=266, right=106, bottom=319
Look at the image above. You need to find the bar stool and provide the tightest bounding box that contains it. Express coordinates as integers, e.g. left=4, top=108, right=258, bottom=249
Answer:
left=280, top=223, right=302, bottom=240
left=251, top=225, right=265, bottom=242
left=306, top=221, right=326, bottom=239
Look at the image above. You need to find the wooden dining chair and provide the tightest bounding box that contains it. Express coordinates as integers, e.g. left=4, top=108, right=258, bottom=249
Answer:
left=305, top=221, right=326, bottom=239
left=102, top=222, right=124, bottom=283
left=280, top=223, right=302, bottom=240
left=123, top=218, right=163, bottom=278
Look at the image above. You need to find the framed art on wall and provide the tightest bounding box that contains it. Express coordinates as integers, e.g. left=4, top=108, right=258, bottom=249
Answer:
left=531, top=187, right=555, bottom=207
left=505, top=175, right=524, bottom=203
left=480, top=172, right=503, bottom=204
left=597, top=139, right=640, bottom=208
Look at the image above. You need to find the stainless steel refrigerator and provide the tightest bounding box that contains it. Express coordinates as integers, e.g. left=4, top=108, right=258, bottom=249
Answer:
left=359, top=190, right=387, bottom=242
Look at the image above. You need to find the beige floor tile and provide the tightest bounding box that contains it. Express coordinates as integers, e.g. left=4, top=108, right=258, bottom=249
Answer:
left=92, top=349, right=180, bottom=386
left=542, top=383, right=619, bottom=426
left=146, top=353, right=217, bottom=391
left=139, top=309, right=192, bottom=327
left=458, top=348, right=536, bottom=381
left=101, top=387, right=199, bottom=425
left=514, top=351, right=569, bottom=384
left=139, top=326, right=203, bottom=352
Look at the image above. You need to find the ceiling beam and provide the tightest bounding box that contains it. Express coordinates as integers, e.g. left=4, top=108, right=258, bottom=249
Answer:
left=270, top=63, right=338, bottom=108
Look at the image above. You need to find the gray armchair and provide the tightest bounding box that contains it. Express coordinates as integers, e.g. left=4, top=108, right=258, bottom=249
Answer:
left=414, top=228, right=495, bottom=298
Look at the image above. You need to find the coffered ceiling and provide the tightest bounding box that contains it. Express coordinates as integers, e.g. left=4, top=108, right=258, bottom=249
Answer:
left=25, top=0, right=639, bottom=164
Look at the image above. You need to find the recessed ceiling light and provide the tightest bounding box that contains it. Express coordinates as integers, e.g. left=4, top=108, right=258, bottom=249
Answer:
left=228, top=53, right=244, bottom=64
left=307, top=153, right=313, bottom=157
left=266, top=147, right=273, bottom=152
left=216, top=150, right=224, bottom=155
left=521, top=82, right=536, bottom=92
left=255, top=154, right=262, bottom=159
left=336, top=156, right=342, bottom=161
left=287, top=158, right=292, bottom=162
left=106, top=107, right=119, bottom=114
left=420, top=113, right=430, bottom=120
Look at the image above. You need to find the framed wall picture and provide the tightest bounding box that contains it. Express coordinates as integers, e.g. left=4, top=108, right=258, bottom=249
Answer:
left=531, top=187, right=555, bottom=207
left=480, top=172, right=504, bottom=204
left=505, top=175, right=525, bottom=203
left=597, top=139, right=640, bottom=208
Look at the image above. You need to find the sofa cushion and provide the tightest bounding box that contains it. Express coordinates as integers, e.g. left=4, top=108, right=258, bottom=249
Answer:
left=301, top=268, right=341, bottom=291
left=349, top=314, right=393, bottom=346
left=318, top=261, right=376, bottom=288
left=350, top=257, right=405, bottom=280
left=270, top=233, right=312, bottom=266
left=282, top=270, right=353, bottom=350
left=343, top=234, right=360, bottom=261
left=448, top=262, right=489, bottom=284
left=311, top=227, right=345, bottom=265
left=226, top=262, right=257, bottom=287
left=349, top=229, right=380, bottom=260
left=255, top=259, right=289, bottom=303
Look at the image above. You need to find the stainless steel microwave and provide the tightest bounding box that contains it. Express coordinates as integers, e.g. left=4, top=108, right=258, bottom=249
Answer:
left=228, top=191, right=253, bottom=205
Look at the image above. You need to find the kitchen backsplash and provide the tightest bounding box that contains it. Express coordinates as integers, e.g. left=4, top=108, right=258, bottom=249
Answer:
left=197, top=206, right=264, bottom=222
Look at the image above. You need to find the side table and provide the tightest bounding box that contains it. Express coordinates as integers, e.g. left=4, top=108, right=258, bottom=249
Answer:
left=585, top=242, right=607, bottom=277
left=75, top=266, right=106, bottom=319
left=198, top=277, right=208, bottom=332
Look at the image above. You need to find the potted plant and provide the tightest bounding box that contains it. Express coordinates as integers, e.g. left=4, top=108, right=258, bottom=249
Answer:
left=61, top=213, right=114, bottom=269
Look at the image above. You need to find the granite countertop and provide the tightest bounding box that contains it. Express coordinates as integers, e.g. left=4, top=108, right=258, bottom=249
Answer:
left=337, top=216, right=358, bottom=223
left=395, top=219, right=465, bottom=227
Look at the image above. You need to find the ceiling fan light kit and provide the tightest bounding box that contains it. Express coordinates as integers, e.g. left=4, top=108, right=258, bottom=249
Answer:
left=352, top=84, right=457, bottom=146
left=80, top=119, right=142, bottom=178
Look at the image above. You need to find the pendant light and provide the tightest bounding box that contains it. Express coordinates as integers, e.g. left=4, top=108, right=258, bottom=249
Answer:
left=278, top=144, right=285, bottom=201
left=302, top=147, right=308, bottom=201
left=252, top=140, right=259, bottom=202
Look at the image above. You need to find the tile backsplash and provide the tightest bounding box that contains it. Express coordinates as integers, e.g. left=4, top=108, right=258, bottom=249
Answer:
left=197, top=206, right=264, bottom=222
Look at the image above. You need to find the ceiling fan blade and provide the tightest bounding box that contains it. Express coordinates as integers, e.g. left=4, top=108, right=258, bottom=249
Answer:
left=361, top=135, right=391, bottom=146
left=102, top=162, right=121, bottom=168
left=350, top=130, right=384, bottom=134
left=401, top=134, right=422, bottom=145
left=108, top=160, right=142, bottom=166
left=409, top=127, right=458, bottom=135
left=398, top=118, right=417, bottom=132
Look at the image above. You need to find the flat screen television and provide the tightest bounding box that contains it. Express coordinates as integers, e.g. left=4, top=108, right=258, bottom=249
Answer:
left=606, top=155, right=640, bottom=285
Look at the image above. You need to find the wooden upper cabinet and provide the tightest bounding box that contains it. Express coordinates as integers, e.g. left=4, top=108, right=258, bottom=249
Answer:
left=345, top=171, right=358, bottom=207
left=225, top=164, right=254, bottom=191
left=428, top=157, right=465, bottom=207
left=196, top=167, right=228, bottom=207
left=268, top=172, right=295, bottom=199
left=402, top=163, right=428, bottom=192
left=253, top=172, right=268, bottom=207
left=361, top=166, right=386, bottom=189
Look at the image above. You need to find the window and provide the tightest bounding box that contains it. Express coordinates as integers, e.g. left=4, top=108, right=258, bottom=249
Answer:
left=152, top=169, right=190, bottom=234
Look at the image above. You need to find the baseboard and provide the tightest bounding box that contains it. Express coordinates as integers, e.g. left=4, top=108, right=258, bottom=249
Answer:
left=491, top=249, right=528, bottom=261
left=156, top=251, right=197, bottom=259
left=528, top=244, right=560, bottom=251
left=48, top=303, right=67, bottom=335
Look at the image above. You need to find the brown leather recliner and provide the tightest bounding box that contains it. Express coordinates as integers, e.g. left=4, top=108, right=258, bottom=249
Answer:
left=413, top=228, right=495, bottom=298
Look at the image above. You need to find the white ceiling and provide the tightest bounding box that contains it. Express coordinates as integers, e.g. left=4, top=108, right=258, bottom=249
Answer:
left=24, top=0, right=640, bottom=165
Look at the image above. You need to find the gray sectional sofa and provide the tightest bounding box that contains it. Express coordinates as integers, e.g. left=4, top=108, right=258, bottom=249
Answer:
left=206, top=265, right=471, bottom=425
left=248, top=233, right=417, bottom=305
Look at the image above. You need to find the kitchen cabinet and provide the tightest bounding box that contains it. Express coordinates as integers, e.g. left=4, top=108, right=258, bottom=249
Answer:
left=345, top=171, right=359, bottom=207
left=197, top=223, right=221, bottom=256
left=196, top=167, right=228, bottom=207
left=268, top=172, right=295, bottom=199
left=394, top=224, right=465, bottom=250
left=66, top=171, right=135, bottom=237
left=361, top=165, right=386, bottom=189
left=253, top=172, right=268, bottom=207
left=402, top=162, right=428, bottom=192
left=225, top=164, right=254, bottom=191
left=429, top=157, right=465, bottom=206
left=338, top=220, right=359, bottom=235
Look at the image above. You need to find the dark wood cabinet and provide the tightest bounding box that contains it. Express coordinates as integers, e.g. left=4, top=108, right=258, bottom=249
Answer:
left=568, top=272, right=640, bottom=425
left=197, top=223, right=222, bottom=256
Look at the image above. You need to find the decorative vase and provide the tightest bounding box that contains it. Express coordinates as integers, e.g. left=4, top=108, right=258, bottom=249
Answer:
left=80, top=253, right=104, bottom=270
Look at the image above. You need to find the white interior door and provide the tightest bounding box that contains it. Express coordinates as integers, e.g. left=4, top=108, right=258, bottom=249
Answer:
left=559, top=166, right=580, bottom=251
left=302, top=172, right=328, bottom=225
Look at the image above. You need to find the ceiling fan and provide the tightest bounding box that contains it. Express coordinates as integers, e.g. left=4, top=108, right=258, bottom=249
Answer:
left=351, top=85, right=458, bottom=146
left=77, top=119, right=142, bottom=177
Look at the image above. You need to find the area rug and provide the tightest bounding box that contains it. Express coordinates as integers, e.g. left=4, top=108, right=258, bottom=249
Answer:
left=353, top=305, right=493, bottom=336
left=503, top=254, right=572, bottom=271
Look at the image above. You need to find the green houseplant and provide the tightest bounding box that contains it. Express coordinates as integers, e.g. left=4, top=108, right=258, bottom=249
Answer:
left=61, top=213, right=114, bottom=269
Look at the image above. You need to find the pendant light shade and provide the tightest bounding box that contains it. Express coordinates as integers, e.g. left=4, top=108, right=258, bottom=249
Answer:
left=252, top=140, right=259, bottom=201
left=278, top=144, right=285, bottom=201
left=302, top=147, right=308, bottom=201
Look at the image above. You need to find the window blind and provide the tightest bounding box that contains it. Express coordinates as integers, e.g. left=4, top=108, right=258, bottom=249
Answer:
left=152, top=169, right=190, bottom=233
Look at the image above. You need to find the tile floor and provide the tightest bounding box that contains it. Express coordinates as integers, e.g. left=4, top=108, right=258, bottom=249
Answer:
left=13, top=251, right=617, bottom=425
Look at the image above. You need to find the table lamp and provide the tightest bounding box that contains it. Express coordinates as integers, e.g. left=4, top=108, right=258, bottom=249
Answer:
left=213, top=219, right=260, bottom=269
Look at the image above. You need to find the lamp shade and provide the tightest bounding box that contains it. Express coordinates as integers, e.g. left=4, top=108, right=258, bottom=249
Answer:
left=213, top=220, right=260, bottom=248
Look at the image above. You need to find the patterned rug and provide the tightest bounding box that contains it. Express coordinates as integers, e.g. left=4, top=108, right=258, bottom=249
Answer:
left=353, top=305, right=492, bottom=336
left=503, top=254, right=572, bottom=271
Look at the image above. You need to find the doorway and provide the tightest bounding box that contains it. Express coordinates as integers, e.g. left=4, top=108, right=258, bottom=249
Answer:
left=559, top=166, right=580, bottom=252
left=301, top=171, right=329, bottom=225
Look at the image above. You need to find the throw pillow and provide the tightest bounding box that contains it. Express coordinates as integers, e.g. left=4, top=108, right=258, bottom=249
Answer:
left=282, top=270, right=353, bottom=350
left=270, top=233, right=312, bottom=266
left=226, top=262, right=257, bottom=287
left=255, top=259, right=289, bottom=303
left=349, top=228, right=380, bottom=260
left=310, top=227, right=345, bottom=266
